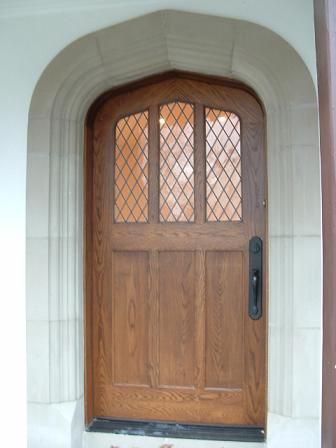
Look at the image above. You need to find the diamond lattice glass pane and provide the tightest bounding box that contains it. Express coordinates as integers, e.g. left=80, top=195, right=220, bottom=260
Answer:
left=114, top=111, right=149, bottom=223
left=206, top=108, right=242, bottom=222
left=160, top=102, right=194, bottom=222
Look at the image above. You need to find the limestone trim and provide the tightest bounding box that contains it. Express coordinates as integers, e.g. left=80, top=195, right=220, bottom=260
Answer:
left=27, top=10, right=321, bottom=423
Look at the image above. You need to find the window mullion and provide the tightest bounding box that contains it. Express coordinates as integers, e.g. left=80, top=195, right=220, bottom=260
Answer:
left=194, top=103, right=206, bottom=224
left=148, top=104, right=160, bottom=223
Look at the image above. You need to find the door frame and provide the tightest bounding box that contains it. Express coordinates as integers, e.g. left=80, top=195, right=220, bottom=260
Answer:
left=26, top=12, right=321, bottom=447
left=314, top=1, right=336, bottom=447
left=84, top=70, right=269, bottom=438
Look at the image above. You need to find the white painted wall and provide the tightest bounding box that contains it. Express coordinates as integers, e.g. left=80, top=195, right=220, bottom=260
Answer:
left=0, top=1, right=317, bottom=447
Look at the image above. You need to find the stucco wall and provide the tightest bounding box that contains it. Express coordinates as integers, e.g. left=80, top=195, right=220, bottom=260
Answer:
left=0, top=1, right=317, bottom=447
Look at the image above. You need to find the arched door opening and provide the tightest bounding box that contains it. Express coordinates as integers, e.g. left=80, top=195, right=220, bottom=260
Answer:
left=85, top=73, right=267, bottom=441
left=26, top=11, right=321, bottom=448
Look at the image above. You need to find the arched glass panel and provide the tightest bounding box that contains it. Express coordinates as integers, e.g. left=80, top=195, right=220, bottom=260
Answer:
left=159, top=102, right=195, bottom=222
left=205, top=108, right=242, bottom=221
left=114, top=111, right=149, bottom=222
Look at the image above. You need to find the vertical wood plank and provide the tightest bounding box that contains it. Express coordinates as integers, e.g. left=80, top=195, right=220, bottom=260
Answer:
left=205, top=251, right=244, bottom=389
left=314, top=2, right=336, bottom=446
left=92, top=113, right=114, bottom=415
left=84, top=121, right=94, bottom=424
left=243, top=249, right=266, bottom=425
left=112, top=251, right=150, bottom=386
left=195, top=250, right=206, bottom=389
left=148, top=250, right=159, bottom=387
left=158, top=251, right=196, bottom=387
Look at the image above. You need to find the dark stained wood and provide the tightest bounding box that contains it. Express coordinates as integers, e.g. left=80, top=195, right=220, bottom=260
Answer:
left=85, top=74, right=267, bottom=428
left=314, top=2, right=336, bottom=447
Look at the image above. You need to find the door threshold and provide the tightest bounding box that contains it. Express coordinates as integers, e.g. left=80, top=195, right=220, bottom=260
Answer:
left=87, top=418, right=265, bottom=442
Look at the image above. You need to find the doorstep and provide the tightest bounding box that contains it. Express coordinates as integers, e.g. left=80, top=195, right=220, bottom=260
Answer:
left=83, top=414, right=320, bottom=448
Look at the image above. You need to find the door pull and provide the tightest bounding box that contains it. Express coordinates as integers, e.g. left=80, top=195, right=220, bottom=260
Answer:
left=249, top=237, right=262, bottom=320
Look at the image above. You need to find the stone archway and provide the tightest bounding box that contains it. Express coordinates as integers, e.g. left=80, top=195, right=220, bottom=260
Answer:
left=27, top=10, right=321, bottom=447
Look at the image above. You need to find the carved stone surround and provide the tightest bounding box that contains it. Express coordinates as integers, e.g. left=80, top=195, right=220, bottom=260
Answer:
left=26, top=10, right=321, bottom=447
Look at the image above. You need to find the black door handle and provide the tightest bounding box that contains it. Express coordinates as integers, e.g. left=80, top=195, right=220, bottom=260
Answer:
left=251, top=269, right=259, bottom=316
left=249, top=237, right=262, bottom=320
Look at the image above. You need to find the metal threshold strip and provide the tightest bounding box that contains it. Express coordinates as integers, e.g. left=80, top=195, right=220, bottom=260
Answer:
left=87, top=418, right=265, bottom=442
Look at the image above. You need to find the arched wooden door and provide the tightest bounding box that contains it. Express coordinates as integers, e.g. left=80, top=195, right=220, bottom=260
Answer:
left=85, top=74, right=267, bottom=441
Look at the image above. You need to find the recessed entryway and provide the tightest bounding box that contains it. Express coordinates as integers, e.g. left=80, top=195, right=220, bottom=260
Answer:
left=26, top=10, right=321, bottom=448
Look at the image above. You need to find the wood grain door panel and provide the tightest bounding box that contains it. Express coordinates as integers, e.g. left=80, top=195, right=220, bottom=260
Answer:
left=86, top=74, right=267, bottom=428
left=158, top=251, right=196, bottom=388
left=112, top=251, right=150, bottom=387
left=205, top=251, right=244, bottom=390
